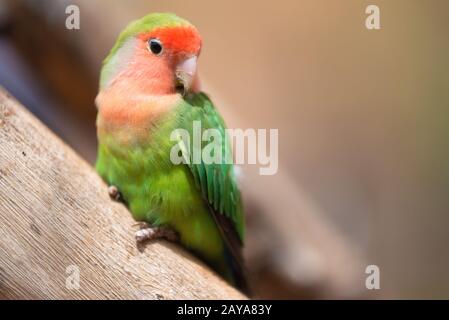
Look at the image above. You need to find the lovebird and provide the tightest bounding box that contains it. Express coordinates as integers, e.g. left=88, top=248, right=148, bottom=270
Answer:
left=95, top=13, right=248, bottom=292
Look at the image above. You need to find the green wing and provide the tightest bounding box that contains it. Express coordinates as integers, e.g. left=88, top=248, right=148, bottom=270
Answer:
left=176, top=92, right=245, bottom=244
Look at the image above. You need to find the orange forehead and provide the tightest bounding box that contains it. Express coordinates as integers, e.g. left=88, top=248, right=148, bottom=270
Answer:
left=138, top=26, right=202, bottom=55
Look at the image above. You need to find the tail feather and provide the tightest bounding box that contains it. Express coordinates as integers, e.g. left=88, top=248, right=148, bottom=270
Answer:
left=206, top=202, right=251, bottom=296
left=224, top=247, right=251, bottom=296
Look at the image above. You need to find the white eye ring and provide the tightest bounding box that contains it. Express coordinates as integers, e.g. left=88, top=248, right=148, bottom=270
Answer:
left=148, top=38, right=163, bottom=55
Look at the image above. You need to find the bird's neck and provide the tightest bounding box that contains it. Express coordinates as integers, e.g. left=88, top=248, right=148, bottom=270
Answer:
left=96, top=79, right=181, bottom=141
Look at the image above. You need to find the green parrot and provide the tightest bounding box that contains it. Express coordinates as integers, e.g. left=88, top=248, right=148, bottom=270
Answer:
left=95, top=13, right=247, bottom=292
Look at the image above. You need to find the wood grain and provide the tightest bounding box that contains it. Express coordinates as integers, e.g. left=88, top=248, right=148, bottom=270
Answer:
left=0, top=87, right=245, bottom=299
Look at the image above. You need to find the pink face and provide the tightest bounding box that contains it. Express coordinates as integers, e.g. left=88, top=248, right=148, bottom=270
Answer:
left=119, top=26, right=202, bottom=95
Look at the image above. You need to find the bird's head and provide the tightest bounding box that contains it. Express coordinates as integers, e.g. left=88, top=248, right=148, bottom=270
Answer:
left=100, top=13, right=202, bottom=96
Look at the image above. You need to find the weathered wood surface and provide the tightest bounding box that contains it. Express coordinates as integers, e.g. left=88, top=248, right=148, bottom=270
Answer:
left=0, top=87, right=245, bottom=299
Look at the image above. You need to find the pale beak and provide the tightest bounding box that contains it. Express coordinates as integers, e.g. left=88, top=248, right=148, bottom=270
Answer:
left=175, top=56, right=197, bottom=95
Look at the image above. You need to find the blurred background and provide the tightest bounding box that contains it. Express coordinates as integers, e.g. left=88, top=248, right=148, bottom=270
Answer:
left=0, top=0, right=448, bottom=299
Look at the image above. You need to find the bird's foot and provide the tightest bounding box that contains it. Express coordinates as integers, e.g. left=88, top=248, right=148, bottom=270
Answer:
left=135, top=222, right=179, bottom=243
left=108, top=185, right=122, bottom=202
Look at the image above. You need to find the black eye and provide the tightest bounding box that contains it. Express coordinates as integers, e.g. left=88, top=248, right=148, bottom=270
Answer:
left=148, top=38, right=163, bottom=55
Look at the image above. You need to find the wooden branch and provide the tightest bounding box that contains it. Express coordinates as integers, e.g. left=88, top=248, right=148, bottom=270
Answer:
left=0, top=87, right=245, bottom=299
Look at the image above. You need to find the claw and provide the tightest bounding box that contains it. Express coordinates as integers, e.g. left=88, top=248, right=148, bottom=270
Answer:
left=108, top=185, right=122, bottom=201
left=135, top=225, right=179, bottom=243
